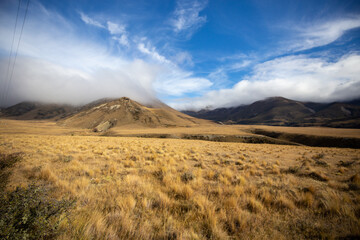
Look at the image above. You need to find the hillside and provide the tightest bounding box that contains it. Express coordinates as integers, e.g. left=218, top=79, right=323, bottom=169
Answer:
left=60, top=97, right=207, bottom=131
left=0, top=102, right=76, bottom=120
left=184, top=97, right=360, bottom=128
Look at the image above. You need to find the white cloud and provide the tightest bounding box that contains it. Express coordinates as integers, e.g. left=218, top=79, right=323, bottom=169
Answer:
left=155, top=68, right=212, bottom=96
left=112, top=35, right=129, bottom=47
left=208, top=68, right=227, bottom=81
left=169, top=54, right=360, bottom=110
left=171, top=0, right=207, bottom=36
left=106, top=21, right=129, bottom=47
left=0, top=58, right=159, bottom=106
left=107, top=21, right=126, bottom=35
left=79, top=12, right=104, bottom=28
left=137, top=43, right=170, bottom=64
left=229, top=60, right=252, bottom=71
left=79, top=14, right=129, bottom=48
left=290, top=17, right=360, bottom=51
left=155, top=77, right=212, bottom=96
left=172, top=51, right=193, bottom=66
left=136, top=42, right=212, bottom=96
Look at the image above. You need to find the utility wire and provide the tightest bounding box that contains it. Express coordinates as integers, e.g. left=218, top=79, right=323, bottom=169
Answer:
left=3, top=0, right=30, bottom=107
left=1, top=0, right=22, bottom=107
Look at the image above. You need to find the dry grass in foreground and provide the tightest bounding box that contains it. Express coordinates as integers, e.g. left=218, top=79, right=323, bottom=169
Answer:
left=1, top=129, right=360, bottom=239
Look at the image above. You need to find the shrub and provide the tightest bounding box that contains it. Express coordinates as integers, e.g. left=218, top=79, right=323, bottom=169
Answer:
left=0, top=184, right=74, bottom=240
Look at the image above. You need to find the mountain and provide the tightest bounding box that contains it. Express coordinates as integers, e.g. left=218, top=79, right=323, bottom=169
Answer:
left=59, top=97, right=206, bottom=131
left=0, top=102, right=76, bottom=120
left=184, top=97, right=360, bottom=128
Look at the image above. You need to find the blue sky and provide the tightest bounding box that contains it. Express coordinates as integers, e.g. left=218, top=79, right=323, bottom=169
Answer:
left=0, top=0, right=360, bottom=110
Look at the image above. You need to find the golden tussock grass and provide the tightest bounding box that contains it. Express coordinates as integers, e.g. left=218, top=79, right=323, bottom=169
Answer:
left=1, top=120, right=360, bottom=239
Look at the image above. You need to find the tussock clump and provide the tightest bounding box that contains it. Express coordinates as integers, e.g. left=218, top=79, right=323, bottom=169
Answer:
left=153, top=168, right=166, bottom=181
left=246, top=197, right=264, bottom=213
left=0, top=152, right=23, bottom=170
left=297, top=192, right=314, bottom=208
left=274, top=195, right=296, bottom=210
left=181, top=171, right=194, bottom=183
left=285, top=165, right=329, bottom=182
left=306, top=171, right=329, bottom=182
left=0, top=152, right=23, bottom=190
left=58, top=154, right=73, bottom=163
left=312, top=153, right=325, bottom=160
left=348, top=174, right=360, bottom=190
left=337, top=160, right=356, bottom=167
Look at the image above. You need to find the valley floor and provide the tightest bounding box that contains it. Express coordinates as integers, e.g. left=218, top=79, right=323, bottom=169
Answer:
left=1, top=119, right=360, bottom=239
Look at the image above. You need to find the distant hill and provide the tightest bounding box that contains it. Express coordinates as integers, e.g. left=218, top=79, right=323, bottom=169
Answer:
left=0, top=102, right=76, bottom=120
left=183, top=97, right=360, bottom=128
left=59, top=97, right=206, bottom=131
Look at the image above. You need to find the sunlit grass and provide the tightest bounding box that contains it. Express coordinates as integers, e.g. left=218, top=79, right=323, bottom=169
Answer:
left=1, top=123, right=360, bottom=239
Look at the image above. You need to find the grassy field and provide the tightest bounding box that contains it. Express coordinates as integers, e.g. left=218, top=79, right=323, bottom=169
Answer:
left=1, top=119, right=360, bottom=239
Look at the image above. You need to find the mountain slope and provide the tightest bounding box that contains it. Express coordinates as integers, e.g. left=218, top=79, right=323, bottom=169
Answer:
left=184, top=97, right=360, bottom=128
left=0, top=102, right=76, bottom=120
left=60, top=97, right=207, bottom=130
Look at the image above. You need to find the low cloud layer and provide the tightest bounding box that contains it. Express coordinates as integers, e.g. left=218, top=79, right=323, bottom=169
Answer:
left=0, top=57, right=160, bottom=106
left=170, top=54, right=360, bottom=110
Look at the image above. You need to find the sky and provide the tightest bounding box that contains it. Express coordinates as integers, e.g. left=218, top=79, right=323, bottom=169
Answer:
left=0, top=0, right=360, bottom=110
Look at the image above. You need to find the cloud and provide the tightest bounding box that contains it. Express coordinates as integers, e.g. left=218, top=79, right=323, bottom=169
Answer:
left=137, top=43, right=170, bottom=64
left=79, top=12, right=105, bottom=28
left=136, top=42, right=212, bottom=96
left=171, top=0, right=207, bottom=36
left=172, top=51, right=193, bottom=66
left=290, top=17, right=360, bottom=51
left=112, top=35, right=129, bottom=47
left=154, top=69, right=212, bottom=96
left=169, top=53, right=360, bottom=110
left=229, top=60, right=252, bottom=71
left=106, top=21, right=129, bottom=47
left=107, top=21, right=126, bottom=35
left=79, top=14, right=129, bottom=48
left=0, top=57, right=159, bottom=106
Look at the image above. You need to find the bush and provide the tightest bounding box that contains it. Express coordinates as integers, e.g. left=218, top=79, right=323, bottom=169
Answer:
left=0, top=184, right=74, bottom=240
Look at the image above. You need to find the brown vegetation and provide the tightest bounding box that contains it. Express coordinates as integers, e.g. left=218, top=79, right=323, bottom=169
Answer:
left=0, top=120, right=359, bottom=239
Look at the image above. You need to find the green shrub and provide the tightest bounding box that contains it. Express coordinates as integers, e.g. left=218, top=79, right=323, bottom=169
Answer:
left=0, top=184, right=74, bottom=240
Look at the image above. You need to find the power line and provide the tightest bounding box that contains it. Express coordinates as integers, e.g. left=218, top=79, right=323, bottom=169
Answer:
left=2, top=0, right=30, bottom=107
left=1, top=0, right=22, bottom=107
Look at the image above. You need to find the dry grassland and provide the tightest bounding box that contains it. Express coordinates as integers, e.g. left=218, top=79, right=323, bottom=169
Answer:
left=1, top=120, right=360, bottom=239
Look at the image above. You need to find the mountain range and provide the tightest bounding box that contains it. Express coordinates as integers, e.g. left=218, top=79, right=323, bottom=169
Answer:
left=183, top=97, right=360, bottom=128
left=1, top=96, right=360, bottom=129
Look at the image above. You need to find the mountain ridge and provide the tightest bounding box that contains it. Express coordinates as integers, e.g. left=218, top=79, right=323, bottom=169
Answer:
left=183, top=97, right=360, bottom=128
left=58, top=97, right=207, bottom=131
